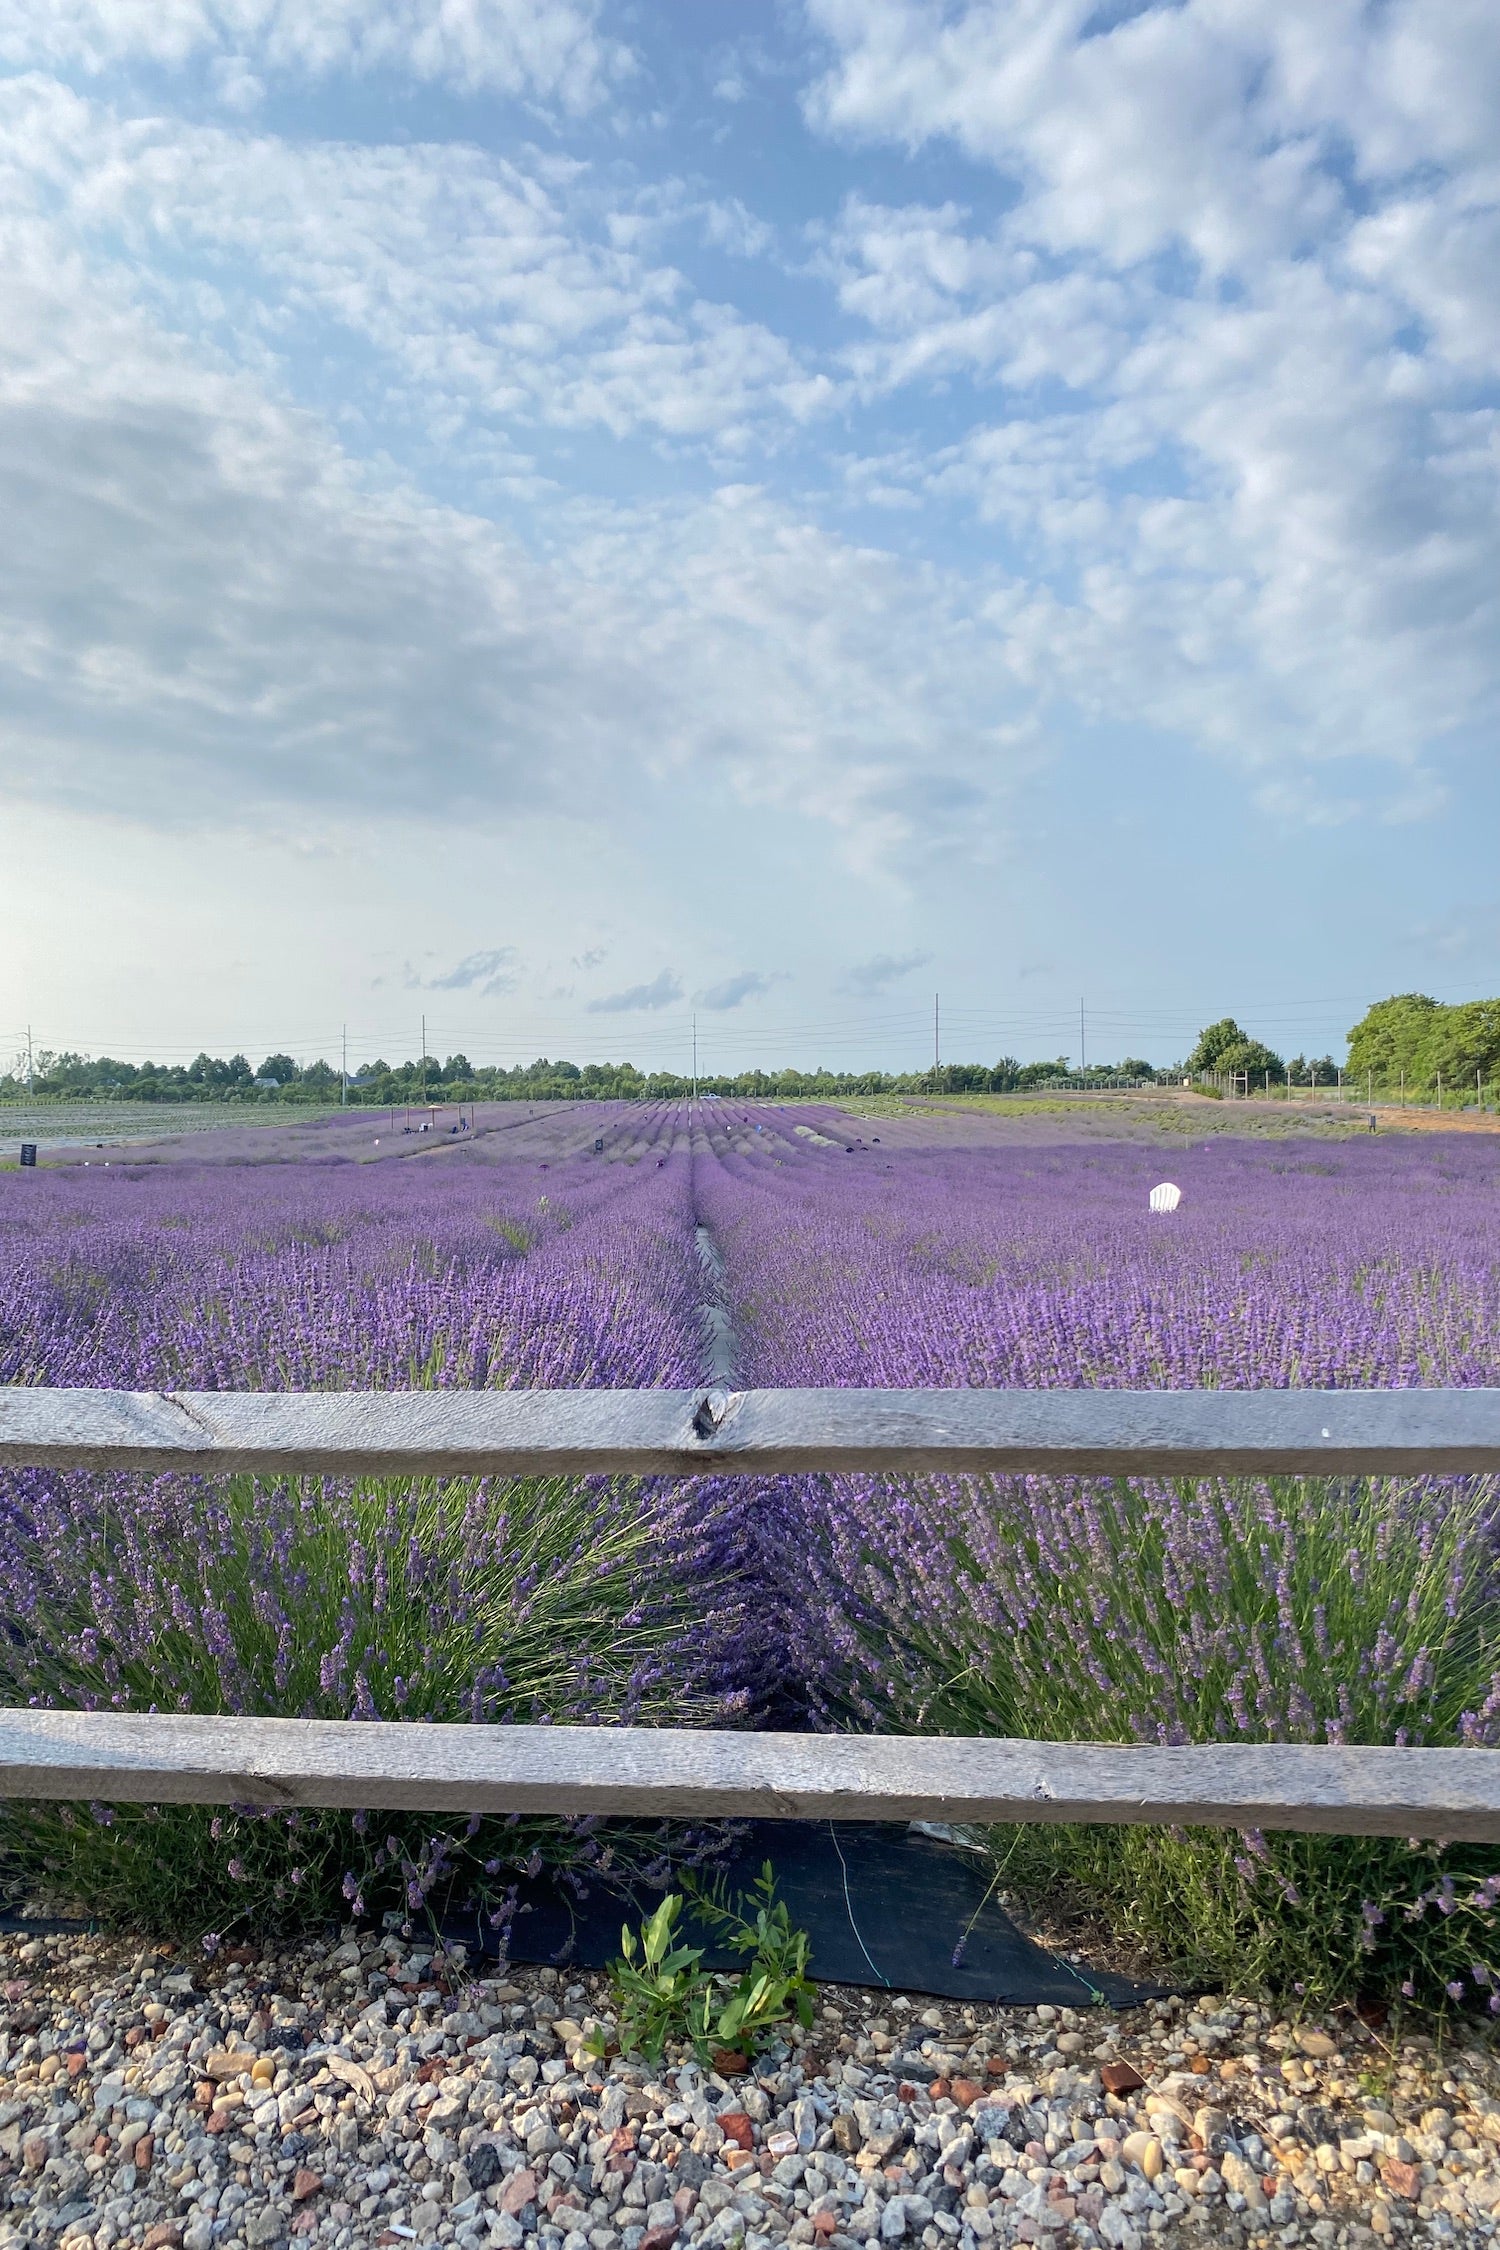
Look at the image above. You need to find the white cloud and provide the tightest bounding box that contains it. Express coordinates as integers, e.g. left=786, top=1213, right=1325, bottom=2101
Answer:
left=0, top=79, right=828, bottom=457
left=693, top=970, right=781, bottom=1011
left=415, top=947, right=521, bottom=996
left=801, top=2, right=1500, bottom=802
left=585, top=969, right=682, bottom=1013
left=839, top=951, right=930, bottom=996
left=0, top=179, right=1041, bottom=858
left=0, top=0, right=629, bottom=110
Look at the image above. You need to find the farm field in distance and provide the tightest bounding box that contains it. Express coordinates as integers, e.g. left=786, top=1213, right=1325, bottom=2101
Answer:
left=4, top=1097, right=1499, bottom=2006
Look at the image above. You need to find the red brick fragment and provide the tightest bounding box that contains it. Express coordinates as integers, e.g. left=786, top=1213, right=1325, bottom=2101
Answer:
left=950, top=2079, right=983, bottom=2109
left=717, top=2112, right=755, bottom=2152
left=292, top=2168, right=323, bottom=2201
left=1382, top=2160, right=1422, bottom=2200
left=142, top=2226, right=184, bottom=2250
left=712, top=2049, right=749, bottom=2076
left=639, top=2224, right=679, bottom=2250
left=1098, top=2062, right=1145, bottom=2097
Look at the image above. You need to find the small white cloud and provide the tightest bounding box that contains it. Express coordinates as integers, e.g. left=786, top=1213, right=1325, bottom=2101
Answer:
left=586, top=969, right=683, bottom=1012
left=693, top=970, right=783, bottom=1010
left=209, top=54, right=264, bottom=111
left=839, top=951, right=931, bottom=997
left=701, top=199, right=774, bottom=259
left=1406, top=908, right=1500, bottom=962
left=411, top=948, right=521, bottom=997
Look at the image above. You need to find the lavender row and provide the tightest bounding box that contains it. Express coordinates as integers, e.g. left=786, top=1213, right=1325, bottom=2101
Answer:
left=693, top=1115, right=1500, bottom=1999
left=0, top=1144, right=702, bottom=1392
left=695, top=1125, right=1500, bottom=1391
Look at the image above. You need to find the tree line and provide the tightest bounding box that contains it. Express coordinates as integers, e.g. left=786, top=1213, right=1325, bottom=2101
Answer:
left=1185, top=994, right=1500, bottom=1101
left=9, top=997, right=1492, bottom=1106
left=1344, top=994, right=1500, bottom=1099
left=2, top=1048, right=1166, bottom=1105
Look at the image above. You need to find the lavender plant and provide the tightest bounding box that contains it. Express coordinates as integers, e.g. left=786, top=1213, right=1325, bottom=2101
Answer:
left=697, top=1118, right=1500, bottom=2004
left=0, top=1461, right=760, bottom=1936
left=0, top=1144, right=765, bottom=1935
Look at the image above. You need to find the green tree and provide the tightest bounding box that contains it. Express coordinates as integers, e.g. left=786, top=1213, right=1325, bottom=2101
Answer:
left=1345, top=995, right=1441, bottom=1092
left=1215, top=1037, right=1284, bottom=1084
left=1427, top=1001, right=1500, bottom=1097
left=1187, top=1018, right=1245, bottom=1074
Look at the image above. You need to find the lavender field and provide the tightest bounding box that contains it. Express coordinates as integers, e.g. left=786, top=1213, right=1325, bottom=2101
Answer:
left=2, top=1104, right=1498, bottom=2000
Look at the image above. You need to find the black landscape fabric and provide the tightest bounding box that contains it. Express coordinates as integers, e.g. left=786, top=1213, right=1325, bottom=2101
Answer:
left=467, top=1821, right=1154, bottom=2007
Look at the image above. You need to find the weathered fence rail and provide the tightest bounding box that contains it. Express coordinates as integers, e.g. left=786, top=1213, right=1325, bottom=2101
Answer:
left=4, top=1382, right=1500, bottom=1478
left=0, top=1712, right=1496, bottom=1841
left=2, top=1382, right=1499, bottom=1840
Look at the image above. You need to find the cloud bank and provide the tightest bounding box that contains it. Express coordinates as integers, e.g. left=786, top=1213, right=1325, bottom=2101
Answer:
left=0, top=0, right=1494, bottom=916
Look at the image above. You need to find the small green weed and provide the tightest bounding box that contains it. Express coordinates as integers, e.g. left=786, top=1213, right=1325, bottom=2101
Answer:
left=596, top=1863, right=814, bottom=2065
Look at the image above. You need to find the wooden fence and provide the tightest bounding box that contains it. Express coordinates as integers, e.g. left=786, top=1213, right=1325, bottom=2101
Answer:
left=1, top=1383, right=1498, bottom=1842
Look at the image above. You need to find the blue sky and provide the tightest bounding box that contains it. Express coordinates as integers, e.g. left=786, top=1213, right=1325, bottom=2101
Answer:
left=0, top=0, right=1497, bottom=1077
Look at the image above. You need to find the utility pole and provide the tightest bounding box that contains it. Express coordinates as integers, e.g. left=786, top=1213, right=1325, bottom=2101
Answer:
left=934, top=993, right=940, bottom=1073
left=692, top=1014, right=698, bottom=1102
left=25, top=1026, right=33, bottom=1096
left=421, top=1014, right=427, bottom=1108
left=341, top=1024, right=347, bottom=1108
left=1080, top=997, right=1086, bottom=1074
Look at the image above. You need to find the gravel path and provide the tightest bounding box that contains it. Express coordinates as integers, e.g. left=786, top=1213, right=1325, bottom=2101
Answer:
left=3, top=1930, right=1497, bottom=2250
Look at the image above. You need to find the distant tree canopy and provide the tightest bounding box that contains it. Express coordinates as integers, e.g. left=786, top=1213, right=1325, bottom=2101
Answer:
left=1186, top=1017, right=1285, bottom=1083
left=1, top=1048, right=1162, bottom=1105
left=1346, top=994, right=1500, bottom=1094
left=1285, top=1054, right=1339, bottom=1086
left=17, top=1003, right=1495, bottom=1107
